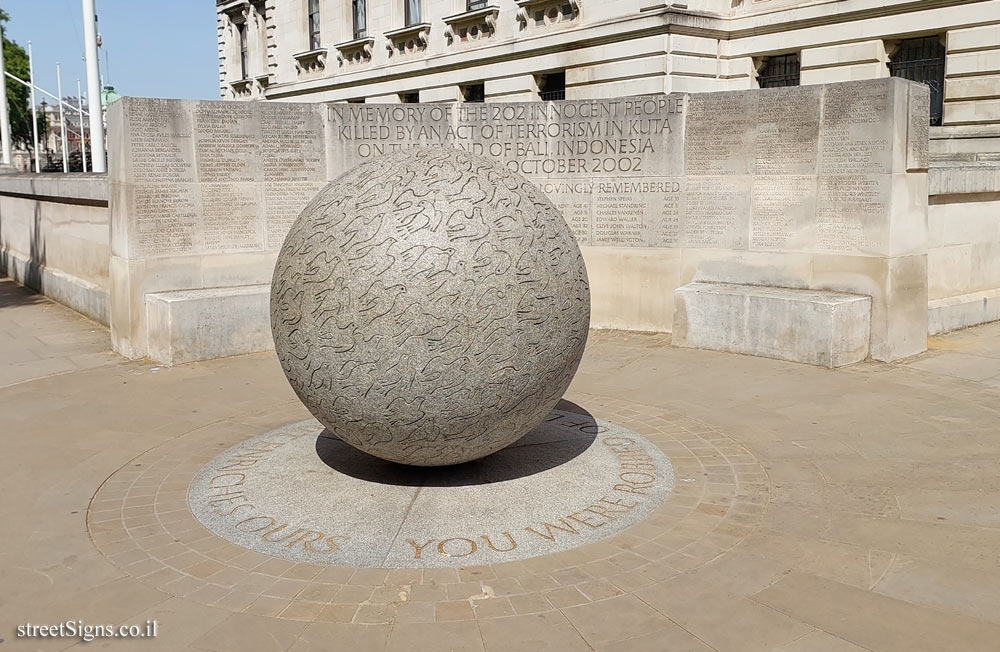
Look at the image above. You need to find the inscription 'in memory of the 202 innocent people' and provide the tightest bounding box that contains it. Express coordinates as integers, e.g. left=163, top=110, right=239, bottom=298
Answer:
left=327, top=97, right=686, bottom=248
left=122, top=81, right=918, bottom=258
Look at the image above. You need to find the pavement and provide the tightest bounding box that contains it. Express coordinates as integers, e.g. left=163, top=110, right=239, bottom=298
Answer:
left=2, top=275, right=1000, bottom=652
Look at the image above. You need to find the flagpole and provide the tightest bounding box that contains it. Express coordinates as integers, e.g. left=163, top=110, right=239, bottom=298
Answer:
left=0, top=25, right=12, bottom=165
left=82, top=0, right=106, bottom=173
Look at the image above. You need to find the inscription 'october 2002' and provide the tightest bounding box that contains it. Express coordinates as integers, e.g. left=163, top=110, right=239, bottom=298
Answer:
left=122, top=81, right=919, bottom=258
left=329, top=96, right=684, bottom=177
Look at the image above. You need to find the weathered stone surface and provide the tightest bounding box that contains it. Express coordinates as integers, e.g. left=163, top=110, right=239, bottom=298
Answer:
left=107, top=79, right=933, bottom=365
left=673, top=282, right=872, bottom=368
left=146, top=285, right=273, bottom=365
left=928, top=289, right=1000, bottom=335
left=0, top=175, right=110, bottom=325
left=271, top=147, right=591, bottom=465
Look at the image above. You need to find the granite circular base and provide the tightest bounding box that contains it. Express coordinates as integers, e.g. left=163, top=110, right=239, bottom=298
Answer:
left=88, top=394, right=769, bottom=621
left=188, top=409, right=674, bottom=568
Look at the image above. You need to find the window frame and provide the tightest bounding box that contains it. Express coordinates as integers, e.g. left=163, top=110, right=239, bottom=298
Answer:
left=236, top=20, right=249, bottom=80
left=307, top=0, right=322, bottom=50
left=757, top=53, right=801, bottom=89
left=463, top=83, right=485, bottom=103
left=889, top=36, right=945, bottom=126
left=353, top=0, right=368, bottom=39
left=537, top=71, right=566, bottom=101
left=404, top=0, right=421, bottom=26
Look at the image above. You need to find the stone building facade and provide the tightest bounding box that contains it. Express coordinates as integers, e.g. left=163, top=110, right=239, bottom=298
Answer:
left=216, top=0, right=1000, bottom=155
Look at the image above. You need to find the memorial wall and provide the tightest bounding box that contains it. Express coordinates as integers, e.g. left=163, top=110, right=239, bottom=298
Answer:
left=107, top=78, right=930, bottom=363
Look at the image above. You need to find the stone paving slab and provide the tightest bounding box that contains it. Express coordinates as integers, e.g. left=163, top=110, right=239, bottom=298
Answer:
left=4, top=279, right=1000, bottom=651
left=0, top=279, right=119, bottom=389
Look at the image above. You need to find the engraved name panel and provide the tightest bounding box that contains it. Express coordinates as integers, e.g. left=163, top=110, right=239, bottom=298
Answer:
left=125, top=99, right=196, bottom=182
left=906, top=83, right=930, bottom=171
left=816, top=174, right=891, bottom=254
left=132, top=183, right=201, bottom=257
left=755, top=86, right=821, bottom=176
left=685, top=92, right=757, bottom=176
left=820, top=81, right=894, bottom=175
left=750, top=176, right=817, bottom=251
left=194, top=102, right=262, bottom=183
left=684, top=176, right=751, bottom=249
left=259, top=103, right=328, bottom=249
left=201, top=183, right=263, bottom=251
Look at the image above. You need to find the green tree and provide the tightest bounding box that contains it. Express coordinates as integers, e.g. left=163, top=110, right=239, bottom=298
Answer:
left=1, top=9, right=33, bottom=149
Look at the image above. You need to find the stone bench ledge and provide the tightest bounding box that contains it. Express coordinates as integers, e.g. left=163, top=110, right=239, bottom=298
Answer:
left=672, top=282, right=872, bottom=368
left=145, top=285, right=272, bottom=365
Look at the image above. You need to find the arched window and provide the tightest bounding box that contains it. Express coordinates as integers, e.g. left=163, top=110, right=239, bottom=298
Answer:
left=889, top=36, right=945, bottom=125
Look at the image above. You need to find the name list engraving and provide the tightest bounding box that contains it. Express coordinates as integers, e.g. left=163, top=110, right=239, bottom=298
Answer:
left=122, top=80, right=916, bottom=259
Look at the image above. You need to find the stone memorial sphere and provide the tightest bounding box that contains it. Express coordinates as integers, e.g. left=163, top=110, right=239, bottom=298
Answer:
left=271, top=147, right=591, bottom=466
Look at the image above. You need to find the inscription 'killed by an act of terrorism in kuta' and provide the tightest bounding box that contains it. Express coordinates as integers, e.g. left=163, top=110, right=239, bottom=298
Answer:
left=187, top=412, right=676, bottom=568
left=327, top=97, right=686, bottom=248
left=118, top=79, right=922, bottom=261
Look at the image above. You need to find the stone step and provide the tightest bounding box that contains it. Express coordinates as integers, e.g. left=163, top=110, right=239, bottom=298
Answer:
left=672, top=282, right=871, bottom=368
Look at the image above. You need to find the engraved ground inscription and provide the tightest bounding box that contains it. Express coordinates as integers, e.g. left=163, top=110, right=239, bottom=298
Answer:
left=188, top=411, right=676, bottom=568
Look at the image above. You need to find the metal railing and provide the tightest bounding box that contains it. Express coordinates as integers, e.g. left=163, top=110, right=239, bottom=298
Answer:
left=3, top=61, right=93, bottom=173
left=0, top=2, right=106, bottom=173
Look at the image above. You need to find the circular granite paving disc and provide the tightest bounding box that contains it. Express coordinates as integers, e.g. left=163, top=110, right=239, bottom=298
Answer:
left=188, top=409, right=675, bottom=568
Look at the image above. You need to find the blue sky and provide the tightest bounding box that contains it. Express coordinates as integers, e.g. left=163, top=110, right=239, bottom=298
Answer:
left=3, top=0, right=219, bottom=101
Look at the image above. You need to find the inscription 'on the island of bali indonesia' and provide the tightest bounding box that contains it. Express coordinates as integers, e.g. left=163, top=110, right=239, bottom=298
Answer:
left=200, top=413, right=669, bottom=562
left=327, top=96, right=686, bottom=249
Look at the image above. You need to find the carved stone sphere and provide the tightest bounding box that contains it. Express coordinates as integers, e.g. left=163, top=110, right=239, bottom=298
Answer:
left=271, top=147, right=591, bottom=466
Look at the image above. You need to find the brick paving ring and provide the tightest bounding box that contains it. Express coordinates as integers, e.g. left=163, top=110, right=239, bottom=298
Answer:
left=188, top=406, right=675, bottom=568
left=87, top=396, right=769, bottom=621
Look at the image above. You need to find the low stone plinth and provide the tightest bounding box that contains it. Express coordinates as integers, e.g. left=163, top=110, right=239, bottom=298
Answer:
left=145, top=285, right=272, bottom=365
left=928, top=289, right=1000, bottom=335
left=673, top=282, right=872, bottom=368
